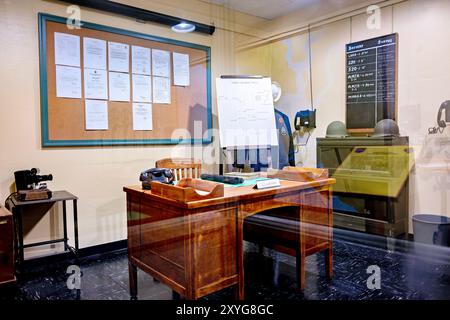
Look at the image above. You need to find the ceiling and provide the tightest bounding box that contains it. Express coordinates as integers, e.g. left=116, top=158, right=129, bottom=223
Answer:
left=204, top=0, right=368, bottom=20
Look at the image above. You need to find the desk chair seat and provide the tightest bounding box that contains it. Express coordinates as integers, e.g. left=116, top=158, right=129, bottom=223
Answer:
left=243, top=194, right=333, bottom=290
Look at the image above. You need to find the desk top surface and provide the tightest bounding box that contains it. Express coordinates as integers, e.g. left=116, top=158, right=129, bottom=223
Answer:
left=124, top=178, right=335, bottom=209
left=11, top=190, right=77, bottom=206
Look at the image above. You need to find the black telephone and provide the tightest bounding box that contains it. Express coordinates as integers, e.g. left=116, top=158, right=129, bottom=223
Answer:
left=437, top=100, right=450, bottom=128
left=294, top=109, right=316, bottom=130
left=139, top=168, right=174, bottom=190
left=429, top=100, right=450, bottom=134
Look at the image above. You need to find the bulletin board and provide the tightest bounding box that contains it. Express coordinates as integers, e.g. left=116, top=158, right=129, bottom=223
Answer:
left=38, top=13, right=212, bottom=147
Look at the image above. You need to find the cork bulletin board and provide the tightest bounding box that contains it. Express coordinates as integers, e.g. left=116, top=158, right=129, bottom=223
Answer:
left=38, top=13, right=212, bottom=147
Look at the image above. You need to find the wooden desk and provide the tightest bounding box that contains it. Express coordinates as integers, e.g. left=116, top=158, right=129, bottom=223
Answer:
left=124, top=178, right=335, bottom=300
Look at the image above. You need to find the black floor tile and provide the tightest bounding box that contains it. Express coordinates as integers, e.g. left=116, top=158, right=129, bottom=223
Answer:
left=1, top=238, right=449, bottom=300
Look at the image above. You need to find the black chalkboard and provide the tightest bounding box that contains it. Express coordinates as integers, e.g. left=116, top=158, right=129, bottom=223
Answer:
left=346, top=33, right=398, bottom=131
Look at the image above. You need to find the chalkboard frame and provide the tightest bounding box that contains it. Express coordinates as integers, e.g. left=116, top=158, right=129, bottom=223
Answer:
left=345, top=33, right=398, bottom=133
left=38, top=13, right=212, bottom=147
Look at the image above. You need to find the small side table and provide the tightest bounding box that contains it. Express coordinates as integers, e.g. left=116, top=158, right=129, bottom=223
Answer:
left=7, top=190, right=79, bottom=265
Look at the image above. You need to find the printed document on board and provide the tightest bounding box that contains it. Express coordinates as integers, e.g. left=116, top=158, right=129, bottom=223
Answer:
left=132, top=103, right=153, bottom=130
left=85, top=99, right=108, bottom=130
left=109, top=71, right=130, bottom=102
left=83, top=37, right=107, bottom=70
left=56, top=65, right=82, bottom=98
left=173, top=52, right=190, bottom=86
left=54, top=32, right=80, bottom=67
left=84, top=68, right=108, bottom=100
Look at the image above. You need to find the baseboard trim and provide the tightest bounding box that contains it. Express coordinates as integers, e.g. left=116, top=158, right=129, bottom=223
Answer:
left=78, top=239, right=127, bottom=258
left=17, top=239, right=127, bottom=271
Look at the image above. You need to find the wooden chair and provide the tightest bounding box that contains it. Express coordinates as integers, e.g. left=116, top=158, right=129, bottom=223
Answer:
left=244, top=167, right=333, bottom=290
left=155, top=158, right=202, bottom=182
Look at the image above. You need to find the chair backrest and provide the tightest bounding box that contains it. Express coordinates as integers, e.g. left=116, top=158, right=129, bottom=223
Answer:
left=155, top=158, right=202, bottom=181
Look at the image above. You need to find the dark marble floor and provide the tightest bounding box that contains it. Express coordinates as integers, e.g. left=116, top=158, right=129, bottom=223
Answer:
left=1, top=235, right=450, bottom=300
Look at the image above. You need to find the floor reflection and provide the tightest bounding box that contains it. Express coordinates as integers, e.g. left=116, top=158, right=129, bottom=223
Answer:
left=1, top=236, right=449, bottom=300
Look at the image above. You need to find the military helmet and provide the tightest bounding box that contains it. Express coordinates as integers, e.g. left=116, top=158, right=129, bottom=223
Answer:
left=326, top=121, right=349, bottom=138
left=372, top=119, right=400, bottom=137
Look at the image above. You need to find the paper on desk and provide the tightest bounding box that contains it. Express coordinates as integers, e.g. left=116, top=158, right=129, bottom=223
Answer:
left=85, top=99, right=108, bottom=130
left=56, top=65, right=81, bottom=98
left=54, top=32, right=80, bottom=67
left=109, top=72, right=130, bottom=102
left=132, top=103, right=153, bottom=130
left=132, top=46, right=151, bottom=75
left=152, top=49, right=170, bottom=77
left=132, top=74, right=152, bottom=103
left=172, top=52, right=190, bottom=86
left=152, top=76, right=171, bottom=104
left=84, top=68, right=108, bottom=100
left=83, top=37, right=106, bottom=70
left=108, top=42, right=129, bottom=73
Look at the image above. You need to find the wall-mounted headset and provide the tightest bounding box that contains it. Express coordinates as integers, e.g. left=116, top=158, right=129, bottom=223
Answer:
left=429, top=100, right=450, bottom=134
left=437, top=100, right=450, bottom=128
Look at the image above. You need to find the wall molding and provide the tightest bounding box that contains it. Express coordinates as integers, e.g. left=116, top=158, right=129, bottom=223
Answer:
left=236, top=0, right=408, bottom=52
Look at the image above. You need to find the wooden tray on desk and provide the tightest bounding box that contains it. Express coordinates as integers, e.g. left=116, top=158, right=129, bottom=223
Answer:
left=151, top=178, right=224, bottom=202
left=267, top=167, right=329, bottom=182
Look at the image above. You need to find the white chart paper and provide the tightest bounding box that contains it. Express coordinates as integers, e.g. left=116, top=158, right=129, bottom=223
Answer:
left=152, top=49, right=170, bottom=77
left=83, top=37, right=106, bottom=70
left=55, top=65, right=82, bottom=98
left=215, top=77, right=278, bottom=148
left=132, top=46, right=151, bottom=75
left=132, top=74, right=151, bottom=103
left=152, top=77, right=171, bottom=104
left=85, top=99, right=108, bottom=130
left=54, top=32, right=80, bottom=67
left=132, top=103, right=153, bottom=130
left=108, top=42, right=129, bottom=73
left=109, top=72, right=130, bottom=102
left=172, top=52, right=190, bottom=86
left=84, top=69, right=108, bottom=100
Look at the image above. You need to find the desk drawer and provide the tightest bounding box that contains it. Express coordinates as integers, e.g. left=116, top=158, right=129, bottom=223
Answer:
left=191, top=207, right=237, bottom=290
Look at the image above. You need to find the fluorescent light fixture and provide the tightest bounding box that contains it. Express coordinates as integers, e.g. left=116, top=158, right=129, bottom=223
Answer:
left=171, top=22, right=196, bottom=33
left=60, top=0, right=215, bottom=35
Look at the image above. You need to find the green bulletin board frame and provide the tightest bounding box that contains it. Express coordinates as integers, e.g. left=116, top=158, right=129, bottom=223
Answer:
left=38, top=13, right=212, bottom=147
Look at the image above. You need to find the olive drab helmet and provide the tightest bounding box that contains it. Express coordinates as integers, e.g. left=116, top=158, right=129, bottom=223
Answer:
left=372, top=119, right=400, bottom=137
left=326, top=121, right=349, bottom=138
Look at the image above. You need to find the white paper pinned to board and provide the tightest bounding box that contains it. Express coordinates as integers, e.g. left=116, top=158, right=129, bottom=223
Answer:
left=83, top=37, right=107, bottom=70
left=132, top=103, right=153, bottom=131
left=109, top=71, right=130, bottom=102
left=152, top=76, right=171, bottom=104
left=54, top=32, right=80, bottom=67
left=56, top=65, right=82, bottom=98
left=173, top=52, right=190, bottom=86
left=108, top=42, right=129, bottom=73
left=85, top=99, right=108, bottom=130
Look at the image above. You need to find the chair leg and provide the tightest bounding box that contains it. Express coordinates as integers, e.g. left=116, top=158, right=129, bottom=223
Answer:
left=296, top=249, right=305, bottom=290
left=325, top=248, right=333, bottom=280
left=273, top=253, right=280, bottom=287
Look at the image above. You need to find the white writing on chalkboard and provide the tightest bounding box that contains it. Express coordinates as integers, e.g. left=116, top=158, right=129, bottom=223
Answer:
left=346, top=34, right=397, bottom=129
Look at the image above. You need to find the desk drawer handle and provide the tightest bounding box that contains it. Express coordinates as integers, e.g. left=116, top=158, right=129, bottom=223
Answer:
left=0, top=219, right=7, bottom=225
